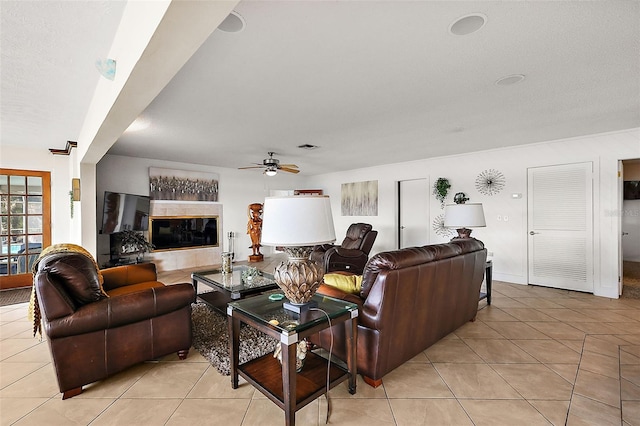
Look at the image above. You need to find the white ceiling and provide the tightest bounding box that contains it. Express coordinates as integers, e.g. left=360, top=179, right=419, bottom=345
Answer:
left=0, top=0, right=125, bottom=150
left=2, top=1, right=639, bottom=176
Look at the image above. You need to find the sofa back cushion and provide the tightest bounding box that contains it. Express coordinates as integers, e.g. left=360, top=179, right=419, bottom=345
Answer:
left=38, top=253, right=107, bottom=306
left=360, top=238, right=484, bottom=298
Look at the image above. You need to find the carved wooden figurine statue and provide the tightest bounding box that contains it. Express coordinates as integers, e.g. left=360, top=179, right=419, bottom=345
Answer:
left=247, top=203, right=264, bottom=262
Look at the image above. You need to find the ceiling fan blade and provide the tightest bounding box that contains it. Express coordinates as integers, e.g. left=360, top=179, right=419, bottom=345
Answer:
left=279, top=166, right=300, bottom=174
left=238, top=166, right=265, bottom=170
left=278, top=164, right=299, bottom=168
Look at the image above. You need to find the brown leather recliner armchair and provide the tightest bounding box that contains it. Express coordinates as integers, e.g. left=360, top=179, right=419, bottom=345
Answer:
left=33, top=251, right=194, bottom=399
left=310, top=223, right=378, bottom=275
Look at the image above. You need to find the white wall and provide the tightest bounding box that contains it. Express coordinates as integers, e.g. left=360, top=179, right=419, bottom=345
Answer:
left=4, top=128, right=638, bottom=298
left=95, top=154, right=301, bottom=266
left=306, top=128, right=640, bottom=299
left=0, top=145, right=81, bottom=245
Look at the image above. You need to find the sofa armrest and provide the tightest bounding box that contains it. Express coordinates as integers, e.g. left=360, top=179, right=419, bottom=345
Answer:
left=101, top=263, right=157, bottom=291
left=45, top=283, right=194, bottom=339
left=316, top=283, right=364, bottom=308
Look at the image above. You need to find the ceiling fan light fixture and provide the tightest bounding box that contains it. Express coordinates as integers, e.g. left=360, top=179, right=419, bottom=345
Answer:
left=265, top=168, right=277, bottom=177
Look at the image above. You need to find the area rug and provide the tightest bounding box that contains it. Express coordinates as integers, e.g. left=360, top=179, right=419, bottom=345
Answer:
left=0, top=287, right=32, bottom=306
left=191, top=302, right=278, bottom=375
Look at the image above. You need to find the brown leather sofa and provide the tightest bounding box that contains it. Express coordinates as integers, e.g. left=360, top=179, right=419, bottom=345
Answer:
left=310, top=223, right=378, bottom=275
left=33, top=252, right=194, bottom=399
left=313, top=238, right=487, bottom=387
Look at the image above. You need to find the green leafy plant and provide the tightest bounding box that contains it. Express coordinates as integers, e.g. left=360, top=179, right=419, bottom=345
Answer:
left=433, top=178, right=451, bottom=208
left=69, top=191, right=74, bottom=218
left=118, top=230, right=155, bottom=255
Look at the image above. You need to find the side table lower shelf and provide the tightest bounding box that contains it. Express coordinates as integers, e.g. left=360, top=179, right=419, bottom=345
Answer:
left=479, top=259, right=492, bottom=305
left=239, top=351, right=349, bottom=410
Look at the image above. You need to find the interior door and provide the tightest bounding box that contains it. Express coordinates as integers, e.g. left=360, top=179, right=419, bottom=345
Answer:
left=398, top=179, right=429, bottom=249
left=527, top=162, right=593, bottom=292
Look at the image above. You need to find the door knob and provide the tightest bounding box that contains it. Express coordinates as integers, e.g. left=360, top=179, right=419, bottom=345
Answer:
left=400, top=226, right=406, bottom=230
left=622, top=232, right=629, bottom=236
left=529, top=231, right=540, bottom=235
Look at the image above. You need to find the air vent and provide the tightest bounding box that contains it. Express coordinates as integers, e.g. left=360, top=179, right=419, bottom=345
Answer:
left=298, top=144, right=319, bottom=150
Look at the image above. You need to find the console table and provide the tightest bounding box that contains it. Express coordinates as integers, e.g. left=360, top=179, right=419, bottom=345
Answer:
left=228, top=293, right=358, bottom=426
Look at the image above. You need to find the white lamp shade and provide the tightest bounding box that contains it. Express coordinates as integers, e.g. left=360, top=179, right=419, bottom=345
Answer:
left=261, top=196, right=336, bottom=246
left=444, top=203, right=486, bottom=228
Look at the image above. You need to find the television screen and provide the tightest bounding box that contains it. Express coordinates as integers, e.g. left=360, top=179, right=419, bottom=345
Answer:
left=624, top=181, right=640, bottom=200
left=101, top=191, right=151, bottom=234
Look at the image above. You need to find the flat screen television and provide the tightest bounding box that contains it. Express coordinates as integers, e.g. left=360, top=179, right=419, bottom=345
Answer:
left=101, top=191, right=151, bottom=234
left=624, top=181, right=640, bottom=200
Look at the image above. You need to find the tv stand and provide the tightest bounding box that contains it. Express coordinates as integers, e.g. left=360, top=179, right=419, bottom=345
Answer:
left=104, top=257, right=148, bottom=269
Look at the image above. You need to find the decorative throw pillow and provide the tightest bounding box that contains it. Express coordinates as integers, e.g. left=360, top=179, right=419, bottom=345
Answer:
left=323, top=273, right=363, bottom=295
left=44, top=253, right=107, bottom=305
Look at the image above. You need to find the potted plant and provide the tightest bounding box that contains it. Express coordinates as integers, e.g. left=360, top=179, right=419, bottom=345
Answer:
left=433, top=177, right=451, bottom=208
left=117, top=230, right=155, bottom=262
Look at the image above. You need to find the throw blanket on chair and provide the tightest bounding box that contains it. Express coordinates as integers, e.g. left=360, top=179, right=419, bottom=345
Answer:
left=28, top=244, right=105, bottom=338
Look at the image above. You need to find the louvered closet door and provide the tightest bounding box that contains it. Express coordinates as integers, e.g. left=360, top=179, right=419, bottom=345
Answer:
left=527, top=162, right=593, bottom=292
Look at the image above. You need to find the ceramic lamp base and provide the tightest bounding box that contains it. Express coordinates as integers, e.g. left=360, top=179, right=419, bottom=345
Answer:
left=273, top=246, right=323, bottom=304
left=453, top=228, right=473, bottom=239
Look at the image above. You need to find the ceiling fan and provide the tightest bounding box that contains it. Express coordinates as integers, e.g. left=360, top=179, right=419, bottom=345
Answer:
left=238, top=152, right=300, bottom=176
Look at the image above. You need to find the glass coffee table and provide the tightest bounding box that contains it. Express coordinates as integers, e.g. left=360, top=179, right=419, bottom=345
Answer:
left=191, top=266, right=278, bottom=314
left=228, top=293, right=358, bottom=426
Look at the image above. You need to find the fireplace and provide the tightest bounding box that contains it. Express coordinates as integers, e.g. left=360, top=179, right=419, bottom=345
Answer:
left=150, top=216, right=219, bottom=251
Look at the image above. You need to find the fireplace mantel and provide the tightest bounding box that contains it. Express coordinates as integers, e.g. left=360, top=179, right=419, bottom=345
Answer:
left=149, top=201, right=222, bottom=271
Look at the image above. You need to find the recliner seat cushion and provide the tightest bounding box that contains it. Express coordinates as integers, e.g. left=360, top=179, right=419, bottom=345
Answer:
left=40, top=253, right=107, bottom=305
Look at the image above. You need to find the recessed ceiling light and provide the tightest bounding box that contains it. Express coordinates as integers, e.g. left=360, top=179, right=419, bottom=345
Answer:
left=495, top=74, right=526, bottom=86
left=218, top=11, right=245, bottom=33
left=449, top=13, right=487, bottom=36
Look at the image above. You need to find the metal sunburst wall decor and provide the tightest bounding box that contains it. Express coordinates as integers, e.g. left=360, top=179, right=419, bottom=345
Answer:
left=475, top=169, right=506, bottom=196
left=432, top=213, right=454, bottom=238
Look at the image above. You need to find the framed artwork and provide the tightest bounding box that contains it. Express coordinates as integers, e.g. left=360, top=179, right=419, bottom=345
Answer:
left=149, top=167, right=219, bottom=201
left=341, top=180, right=378, bottom=216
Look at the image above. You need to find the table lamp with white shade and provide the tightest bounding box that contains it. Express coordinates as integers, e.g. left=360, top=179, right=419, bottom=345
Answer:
left=443, top=202, right=486, bottom=239
left=261, top=196, right=336, bottom=312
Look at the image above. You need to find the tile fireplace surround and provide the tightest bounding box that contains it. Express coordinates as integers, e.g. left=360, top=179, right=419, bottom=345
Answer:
left=148, top=201, right=222, bottom=272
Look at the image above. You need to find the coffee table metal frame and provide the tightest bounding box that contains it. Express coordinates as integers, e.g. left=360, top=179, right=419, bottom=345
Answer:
left=191, top=266, right=278, bottom=313
left=228, top=293, right=358, bottom=426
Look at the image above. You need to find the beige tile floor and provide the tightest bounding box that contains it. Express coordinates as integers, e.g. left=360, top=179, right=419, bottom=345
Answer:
left=1, top=262, right=640, bottom=425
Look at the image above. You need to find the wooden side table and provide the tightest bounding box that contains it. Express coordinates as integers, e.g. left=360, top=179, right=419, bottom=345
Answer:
left=228, top=293, right=358, bottom=426
left=480, top=259, right=492, bottom=305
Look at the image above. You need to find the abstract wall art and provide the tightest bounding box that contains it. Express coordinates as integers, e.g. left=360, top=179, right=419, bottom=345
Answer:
left=149, top=167, right=219, bottom=201
left=341, top=180, right=378, bottom=216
